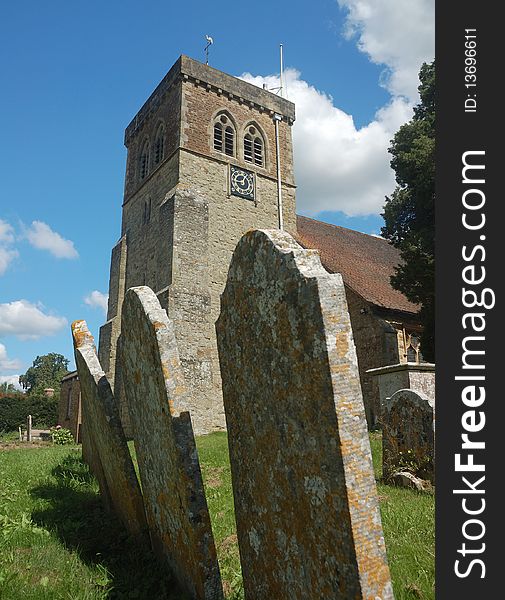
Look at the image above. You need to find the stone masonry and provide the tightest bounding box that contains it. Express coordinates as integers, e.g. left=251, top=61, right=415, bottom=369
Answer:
left=216, top=229, right=393, bottom=600
left=120, top=287, right=223, bottom=599
left=367, top=362, right=436, bottom=416
left=57, top=371, right=82, bottom=442
left=99, top=55, right=297, bottom=436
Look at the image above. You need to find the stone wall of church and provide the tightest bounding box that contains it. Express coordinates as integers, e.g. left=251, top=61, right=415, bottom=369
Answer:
left=345, top=287, right=400, bottom=428
left=180, top=78, right=295, bottom=186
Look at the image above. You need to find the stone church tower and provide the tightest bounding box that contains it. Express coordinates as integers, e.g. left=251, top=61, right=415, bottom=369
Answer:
left=98, top=55, right=297, bottom=435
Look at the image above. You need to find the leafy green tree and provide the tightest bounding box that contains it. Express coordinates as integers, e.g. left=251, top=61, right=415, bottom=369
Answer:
left=18, top=353, right=70, bottom=397
left=382, top=61, right=435, bottom=362
left=0, top=381, right=17, bottom=394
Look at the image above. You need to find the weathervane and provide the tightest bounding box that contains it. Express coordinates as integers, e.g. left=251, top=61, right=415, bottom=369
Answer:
left=204, top=35, right=214, bottom=65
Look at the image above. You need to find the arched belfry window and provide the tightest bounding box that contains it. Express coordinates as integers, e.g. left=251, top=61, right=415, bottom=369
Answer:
left=154, top=124, right=165, bottom=166
left=213, top=113, right=235, bottom=156
left=244, top=125, right=264, bottom=167
left=139, top=140, right=150, bottom=180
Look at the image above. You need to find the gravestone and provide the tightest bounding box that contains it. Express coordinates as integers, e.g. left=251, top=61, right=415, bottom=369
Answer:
left=120, top=286, right=223, bottom=600
left=27, top=414, right=32, bottom=443
left=71, top=320, right=148, bottom=539
left=216, top=229, right=393, bottom=600
left=382, top=389, right=435, bottom=483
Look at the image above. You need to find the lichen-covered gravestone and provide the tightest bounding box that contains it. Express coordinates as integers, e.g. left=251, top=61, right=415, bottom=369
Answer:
left=382, top=389, right=435, bottom=483
left=120, top=286, right=223, bottom=600
left=216, top=229, right=393, bottom=600
left=71, top=320, right=148, bottom=539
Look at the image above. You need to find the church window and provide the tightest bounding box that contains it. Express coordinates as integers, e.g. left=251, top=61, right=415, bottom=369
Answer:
left=139, top=140, right=150, bottom=180
left=154, top=124, right=165, bottom=165
left=214, top=122, right=223, bottom=151
left=244, top=126, right=264, bottom=167
left=213, top=114, right=235, bottom=156
left=402, top=329, right=423, bottom=363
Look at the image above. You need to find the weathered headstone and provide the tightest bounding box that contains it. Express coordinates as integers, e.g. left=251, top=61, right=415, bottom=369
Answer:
left=71, top=320, right=148, bottom=539
left=216, top=229, right=393, bottom=600
left=120, top=286, right=223, bottom=600
left=382, top=389, right=435, bottom=483
left=27, top=414, right=32, bottom=443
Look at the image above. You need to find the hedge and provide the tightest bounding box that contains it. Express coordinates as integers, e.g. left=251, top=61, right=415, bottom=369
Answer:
left=0, top=396, right=59, bottom=432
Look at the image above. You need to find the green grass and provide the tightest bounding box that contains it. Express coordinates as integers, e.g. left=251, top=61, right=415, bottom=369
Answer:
left=0, top=433, right=434, bottom=600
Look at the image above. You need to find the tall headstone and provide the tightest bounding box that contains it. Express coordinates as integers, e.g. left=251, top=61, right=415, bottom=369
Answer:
left=216, top=229, right=393, bottom=600
left=71, top=320, right=148, bottom=539
left=27, top=414, right=32, bottom=443
left=382, top=389, right=435, bottom=482
left=120, top=286, right=223, bottom=600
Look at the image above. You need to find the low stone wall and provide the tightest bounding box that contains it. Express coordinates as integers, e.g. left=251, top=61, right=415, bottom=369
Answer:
left=367, top=361, right=435, bottom=421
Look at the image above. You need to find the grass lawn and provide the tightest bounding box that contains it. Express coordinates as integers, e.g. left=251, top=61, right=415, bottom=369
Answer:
left=0, top=433, right=434, bottom=599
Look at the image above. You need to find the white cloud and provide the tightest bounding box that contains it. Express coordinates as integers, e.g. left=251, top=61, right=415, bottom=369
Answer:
left=338, top=0, right=435, bottom=101
left=242, top=69, right=411, bottom=215
left=0, top=375, right=23, bottom=391
left=0, top=219, right=18, bottom=275
left=0, top=246, right=19, bottom=275
left=84, top=290, right=108, bottom=314
left=25, top=221, right=78, bottom=259
left=0, top=300, right=67, bottom=340
left=0, top=343, right=22, bottom=371
left=0, top=219, right=15, bottom=244
left=240, top=2, right=434, bottom=217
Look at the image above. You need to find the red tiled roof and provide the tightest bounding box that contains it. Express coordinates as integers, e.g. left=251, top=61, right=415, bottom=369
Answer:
left=295, top=215, right=419, bottom=315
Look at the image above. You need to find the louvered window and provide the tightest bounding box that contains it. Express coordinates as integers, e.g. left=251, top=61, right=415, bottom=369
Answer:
left=214, top=122, right=223, bottom=152
left=154, top=126, right=165, bottom=165
left=244, top=134, right=253, bottom=162
left=213, top=114, right=235, bottom=156
left=224, top=127, right=234, bottom=156
left=244, top=126, right=264, bottom=167
left=139, top=142, right=149, bottom=180
left=253, top=137, right=263, bottom=166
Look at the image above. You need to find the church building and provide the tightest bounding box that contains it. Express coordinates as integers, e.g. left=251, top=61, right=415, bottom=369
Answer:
left=96, top=54, right=422, bottom=435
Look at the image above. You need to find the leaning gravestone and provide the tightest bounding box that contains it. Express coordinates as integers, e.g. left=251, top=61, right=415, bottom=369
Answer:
left=382, top=389, right=435, bottom=483
left=216, top=229, right=393, bottom=600
left=71, top=320, right=148, bottom=539
left=120, top=287, right=223, bottom=600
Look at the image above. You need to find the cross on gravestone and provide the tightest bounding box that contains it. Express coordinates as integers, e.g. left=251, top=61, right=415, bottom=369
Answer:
left=216, top=229, right=394, bottom=600
left=120, top=286, right=223, bottom=600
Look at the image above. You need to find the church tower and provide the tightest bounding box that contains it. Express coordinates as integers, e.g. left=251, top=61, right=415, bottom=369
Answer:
left=98, top=55, right=296, bottom=435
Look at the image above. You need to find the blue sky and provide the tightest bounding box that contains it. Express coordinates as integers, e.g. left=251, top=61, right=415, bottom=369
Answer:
left=0, top=0, right=434, bottom=385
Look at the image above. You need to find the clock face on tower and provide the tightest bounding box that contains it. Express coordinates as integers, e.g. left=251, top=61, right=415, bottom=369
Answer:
left=230, top=165, right=255, bottom=201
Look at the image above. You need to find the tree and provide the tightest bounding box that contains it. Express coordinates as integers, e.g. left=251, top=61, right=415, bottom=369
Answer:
left=18, top=353, right=70, bottom=397
left=382, top=61, right=435, bottom=362
left=0, top=381, right=17, bottom=394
